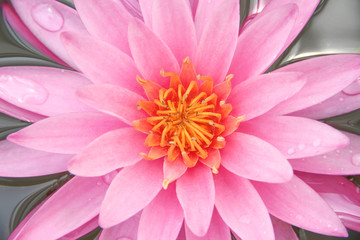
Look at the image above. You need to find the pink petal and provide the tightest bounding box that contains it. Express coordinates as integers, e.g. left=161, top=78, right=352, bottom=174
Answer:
left=138, top=184, right=184, bottom=240
left=8, top=112, right=124, bottom=154
left=77, top=84, right=147, bottom=124
left=229, top=4, right=298, bottom=84
left=177, top=225, right=186, bottom=240
left=0, top=66, right=92, bottom=116
left=99, top=213, right=141, bottom=240
left=138, top=0, right=153, bottom=28
left=270, top=54, right=360, bottom=115
left=184, top=208, right=231, bottom=240
left=176, top=164, right=215, bottom=236
left=163, top=156, right=188, bottom=189
left=99, top=160, right=163, bottom=228
left=0, top=99, right=45, bottom=122
left=238, top=116, right=350, bottom=159
left=221, top=132, right=293, bottom=183
left=60, top=217, right=99, bottom=240
left=68, top=128, right=148, bottom=177
left=61, top=32, right=142, bottom=92
left=1, top=2, right=68, bottom=66
left=271, top=216, right=299, bottom=240
left=214, top=169, right=274, bottom=240
left=195, top=0, right=239, bottom=84
left=152, top=0, right=196, bottom=63
left=0, top=140, right=71, bottom=177
left=14, top=176, right=108, bottom=239
left=11, top=0, right=89, bottom=68
left=252, top=175, right=348, bottom=237
left=119, top=0, right=143, bottom=19
left=227, top=72, right=306, bottom=121
left=73, top=0, right=132, bottom=54
left=128, top=19, right=180, bottom=87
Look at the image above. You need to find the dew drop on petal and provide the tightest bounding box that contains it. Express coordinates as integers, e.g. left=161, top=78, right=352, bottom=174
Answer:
left=312, top=139, right=321, bottom=147
left=102, top=170, right=119, bottom=185
left=0, top=75, right=48, bottom=105
left=351, top=154, right=360, bottom=166
left=32, top=4, right=64, bottom=32
left=287, top=148, right=295, bottom=155
left=117, top=238, right=132, bottom=240
left=322, top=155, right=327, bottom=159
left=298, top=143, right=305, bottom=151
left=339, top=97, right=344, bottom=102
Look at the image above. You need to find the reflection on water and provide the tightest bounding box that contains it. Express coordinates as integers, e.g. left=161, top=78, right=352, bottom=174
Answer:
left=0, top=0, right=360, bottom=239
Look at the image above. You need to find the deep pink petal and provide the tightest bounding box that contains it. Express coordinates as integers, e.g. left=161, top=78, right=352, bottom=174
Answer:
left=271, top=216, right=299, bottom=240
left=252, top=175, right=348, bottom=237
left=138, top=184, right=184, bottom=240
left=195, top=0, right=239, bottom=84
left=0, top=66, right=92, bottom=116
left=221, top=132, right=293, bottom=183
left=7, top=112, right=124, bottom=154
left=214, top=169, right=274, bottom=240
left=270, top=54, right=360, bottom=115
left=11, top=0, right=89, bottom=68
left=99, top=160, right=163, bottom=228
left=61, top=32, right=142, bottom=92
left=13, top=176, right=108, bottom=239
left=0, top=99, right=45, bottom=122
left=99, top=213, right=141, bottom=240
left=227, top=72, right=306, bottom=121
left=176, top=164, right=215, bottom=236
left=77, top=84, right=147, bottom=124
left=74, top=0, right=132, bottom=54
left=0, top=140, right=71, bottom=177
left=138, top=0, right=153, bottom=28
left=68, top=128, right=148, bottom=177
left=229, top=4, right=298, bottom=84
left=238, top=116, right=350, bottom=159
left=60, top=217, right=99, bottom=240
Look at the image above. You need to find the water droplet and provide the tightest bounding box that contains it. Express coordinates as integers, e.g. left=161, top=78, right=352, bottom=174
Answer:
left=287, top=148, right=295, bottom=155
left=349, top=150, right=353, bottom=154
left=0, top=75, right=48, bottom=105
left=339, top=97, right=344, bottom=101
left=335, top=149, right=340, bottom=154
left=298, top=143, right=305, bottom=150
left=296, top=215, right=303, bottom=220
left=102, top=170, right=119, bottom=185
left=117, top=238, right=132, bottom=240
left=32, top=4, right=64, bottom=32
left=351, top=154, right=360, bottom=166
left=312, top=139, right=321, bottom=147
left=322, top=155, right=327, bottom=159
left=96, top=181, right=102, bottom=186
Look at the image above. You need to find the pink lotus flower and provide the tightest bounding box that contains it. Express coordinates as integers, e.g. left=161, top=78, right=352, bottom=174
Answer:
left=1, top=0, right=360, bottom=239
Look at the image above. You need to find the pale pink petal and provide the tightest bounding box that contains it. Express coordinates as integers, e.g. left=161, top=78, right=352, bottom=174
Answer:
left=77, top=84, right=147, bottom=124
left=0, top=140, right=71, bottom=177
left=270, top=54, right=360, bottom=115
left=163, top=156, right=188, bottom=188
left=184, top=209, right=231, bottom=240
left=61, top=32, right=142, bottom=92
left=238, top=116, right=350, bottom=159
left=99, top=160, right=163, bottom=228
left=195, top=0, right=239, bottom=84
left=128, top=19, right=180, bottom=87
left=7, top=112, right=124, bottom=154
left=229, top=4, right=298, bottom=84
left=271, top=216, right=299, bottom=240
left=138, top=184, right=184, bottom=240
left=221, top=132, right=293, bottom=183
left=11, top=0, right=89, bottom=68
left=152, top=0, right=197, bottom=63
left=252, top=175, right=348, bottom=237
left=0, top=99, right=45, bottom=122
left=73, top=0, right=132, bottom=54
left=0, top=66, right=92, bottom=116
left=138, top=0, right=153, bottom=28
left=68, top=128, right=148, bottom=177
left=2, top=2, right=68, bottom=66
left=227, top=72, right=306, bottom=121
left=60, top=217, right=99, bottom=240
left=13, top=176, right=108, bottom=239
left=214, top=169, right=274, bottom=240
left=99, top=213, right=141, bottom=240
left=176, top=164, right=215, bottom=236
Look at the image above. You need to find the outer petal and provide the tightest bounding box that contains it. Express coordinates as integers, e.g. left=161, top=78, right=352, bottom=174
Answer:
left=0, top=67, right=92, bottom=116
left=68, top=128, right=148, bottom=177
left=0, top=99, right=45, bottom=122
left=176, top=164, right=215, bottom=236
left=163, top=156, right=188, bottom=188
left=74, top=0, right=132, bottom=54
left=138, top=0, right=153, bottom=28
left=270, top=54, right=360, bottom=115
left=227, top=72, right=306, bottom=121
left=152, top=0, right=197, bottom=63
left=99, top=160, right=163, bottom=228
left=252, top=175, right=348, bottom=237
left=128, top=19, right=180, bottom=87
left=195, top=0, right=239, bottom=84
left=61, top=32, right=142, bottom=92
left=229, top=4, right=298, bottom=84
left=11, top=0, right=88, bottom=68
left=77, top=84, right=147, bottom=124
left=0, top=140, right=71, bottom=177
left=60, top=217, right=99, bottom=240
left=7, top=112, right=124, bottom=154
left=138, top=184, right=184, bottom=240
left=13, top=176, right=108, bottom=240
left=221, top=132, right=293, bottom=183
left=271, top=216, right=299, bottom=240
left=214, top=169, right=274, bottom=240
left=99, top=213, right=141, bottom=240
left=238, top=116, right=350, bottom=159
